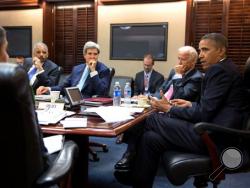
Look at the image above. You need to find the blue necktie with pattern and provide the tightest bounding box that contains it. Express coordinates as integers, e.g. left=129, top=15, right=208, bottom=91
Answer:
left=77, top=66, right=89, bottom=90
left=28, top=67, right=37, bottom=80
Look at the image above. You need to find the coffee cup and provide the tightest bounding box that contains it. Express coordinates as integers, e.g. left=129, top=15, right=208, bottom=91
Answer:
left=138, top=97, right=148, bottom=106
left=50, top=91, right=60, bottom=103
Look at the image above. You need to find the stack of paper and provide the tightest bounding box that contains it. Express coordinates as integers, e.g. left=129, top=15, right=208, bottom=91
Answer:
left=84, top=106, right=144, bottom=123
left=36, top=109, right=75, bottom=125
left=61, top=117, right=87, bottom=128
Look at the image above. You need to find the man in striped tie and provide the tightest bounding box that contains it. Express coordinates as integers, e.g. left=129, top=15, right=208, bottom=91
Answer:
left=24, top=42, right=59, bottom=92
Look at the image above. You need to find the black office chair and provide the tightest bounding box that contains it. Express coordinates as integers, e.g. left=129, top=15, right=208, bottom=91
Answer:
left=162, top=60, right=250, bottom=188
left=89, top=67, right=115, bottom=161
left=162, top=119, right=250, bottom=188
left=0, top=63, right=78, bottom=188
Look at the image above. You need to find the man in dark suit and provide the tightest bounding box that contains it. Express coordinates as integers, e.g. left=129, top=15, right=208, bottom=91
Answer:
left=24, top=42, right=59, bottom=92
left=37, top=41, right=110, bottom=98
left=129, top=33, right=248, bottom=188
left=133, top=54, right=164, bottom=96
left=115, top=46, right=203, bottom=170
left=154, top=46, right=203, bottom=101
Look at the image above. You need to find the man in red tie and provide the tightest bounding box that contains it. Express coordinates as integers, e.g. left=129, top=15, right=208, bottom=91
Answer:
left=133, top=54, right=164, bottom=96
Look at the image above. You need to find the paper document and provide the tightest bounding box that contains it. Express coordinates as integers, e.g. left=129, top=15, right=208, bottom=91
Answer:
left=43, top=135, right=64, bottom=154
left=85, top=106, right=143, bottom=123
left=36, top=109, right=72, bottom=125
left=61, top=117, right=87, bottom=128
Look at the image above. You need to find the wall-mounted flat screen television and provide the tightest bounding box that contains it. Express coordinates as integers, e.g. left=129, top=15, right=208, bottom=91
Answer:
left=110, top=23, right=168, bottom=61
left=4, top=26, right=32, bottom=58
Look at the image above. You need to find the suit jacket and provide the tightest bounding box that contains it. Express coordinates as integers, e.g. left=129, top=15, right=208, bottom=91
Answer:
left=154, top=68, right=203, bottom=101
left=52, top=61, right=110, bottom=98
left=134, top=70, right=164, bottom=96
left=170, top=58, right=248, bottom=129
left=24, top=58, right=59, bottom=92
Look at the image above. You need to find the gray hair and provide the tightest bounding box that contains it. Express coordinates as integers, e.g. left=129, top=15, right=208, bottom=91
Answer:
left=178, top=46, right=198, bottom=63
left=83, top=41, right=100, bottom=54
left=33, top=42, right=48, bottom=55
left=0, top=26, right=6, bottom=49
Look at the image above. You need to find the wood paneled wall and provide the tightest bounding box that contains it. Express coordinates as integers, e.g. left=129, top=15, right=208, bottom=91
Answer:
left=1, top=0, right=249, bottom=74
left=54, top=5, right=95, bottom=73
left=186, top=0, right=250, bottom=73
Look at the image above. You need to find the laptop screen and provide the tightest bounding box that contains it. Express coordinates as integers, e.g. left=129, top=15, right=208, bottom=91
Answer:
left=64, top=87, right=83, bottom=106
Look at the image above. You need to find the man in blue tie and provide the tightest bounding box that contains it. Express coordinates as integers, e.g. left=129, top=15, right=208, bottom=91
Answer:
left=37, top=41, right=110, bottom=98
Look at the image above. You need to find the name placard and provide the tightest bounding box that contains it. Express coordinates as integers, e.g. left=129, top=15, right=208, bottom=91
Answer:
left=38, top=102, right=64, bottom=111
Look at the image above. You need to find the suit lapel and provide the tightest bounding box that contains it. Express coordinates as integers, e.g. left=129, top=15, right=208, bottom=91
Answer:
left=182, top=69, right=195, bottom=84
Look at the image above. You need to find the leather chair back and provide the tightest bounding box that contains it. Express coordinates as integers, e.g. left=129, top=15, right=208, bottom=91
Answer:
left=106, top=67, right=115, bottom=96
left=0, top=63, right=48, bottom=188
left=55, top=66, right=64, bottom=85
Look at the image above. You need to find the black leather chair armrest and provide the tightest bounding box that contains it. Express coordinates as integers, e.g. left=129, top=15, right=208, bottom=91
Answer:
left=194, top=122, right=250, bottom=139
left=36, top=140, right=79, bottom=187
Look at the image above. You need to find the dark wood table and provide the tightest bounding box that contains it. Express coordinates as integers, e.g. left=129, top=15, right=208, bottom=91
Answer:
left=41, top=107, right=155, bottom=188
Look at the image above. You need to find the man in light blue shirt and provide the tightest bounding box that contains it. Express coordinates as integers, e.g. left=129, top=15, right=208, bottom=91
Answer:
left=37, top=41, right=110, bottom=98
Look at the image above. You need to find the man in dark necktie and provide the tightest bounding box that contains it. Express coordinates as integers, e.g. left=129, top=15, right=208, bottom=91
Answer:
left=128, top=33, right=247, bottom=188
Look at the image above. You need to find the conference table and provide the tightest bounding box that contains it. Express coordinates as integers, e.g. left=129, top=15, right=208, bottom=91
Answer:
left=41, top=105, right=155, bottom=188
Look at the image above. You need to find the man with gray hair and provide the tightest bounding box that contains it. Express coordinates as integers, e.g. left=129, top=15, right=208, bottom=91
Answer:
left=23, top=42, right=59, bottom=92
left=117, top=33, right=247, bottom=188
left=37, top=41, right=110, bottom=98
left=154, top=46, right=202, bottom=101
left=114, top=46, right=203, bottom=171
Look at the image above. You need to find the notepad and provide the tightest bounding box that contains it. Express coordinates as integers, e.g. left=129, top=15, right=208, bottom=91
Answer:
left=61, top=117, right=87, bottom=129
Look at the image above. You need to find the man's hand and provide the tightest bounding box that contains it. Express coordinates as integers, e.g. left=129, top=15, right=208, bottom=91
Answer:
left=87, top=60, right=97, bottom=72
left=33, top=57, right=43, bottom=71
left=174, top=64, right=185, bottom=75
left=149, top=94, right=172, bottom=112
left=170, top=99, right=192, bottom=108
left=36, top=86, right=49, bottom=95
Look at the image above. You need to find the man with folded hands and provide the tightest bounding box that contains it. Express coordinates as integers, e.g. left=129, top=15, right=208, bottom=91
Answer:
left=36, top=41, right=110, bottom=98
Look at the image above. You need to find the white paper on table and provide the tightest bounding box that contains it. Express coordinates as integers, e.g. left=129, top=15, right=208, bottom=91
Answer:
left=36, top=109, right=68, bottom=125
left=86, top=106, right=136, bottom=123
left=85, top=106, right=144, bottom=114
left=61, top=117, right=87, bottom=128
left=43, top=135, right=64, bottom=154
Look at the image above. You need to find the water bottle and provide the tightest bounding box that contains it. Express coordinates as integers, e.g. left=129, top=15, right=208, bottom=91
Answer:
left=124, top=82, right=132, bottom=104
left=113, top=81, right=121, bottom=106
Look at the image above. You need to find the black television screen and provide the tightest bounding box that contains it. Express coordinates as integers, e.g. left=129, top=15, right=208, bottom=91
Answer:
left=4, top=26, right=32, bottom=58
left=110, top=23, right=168, bottom=61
